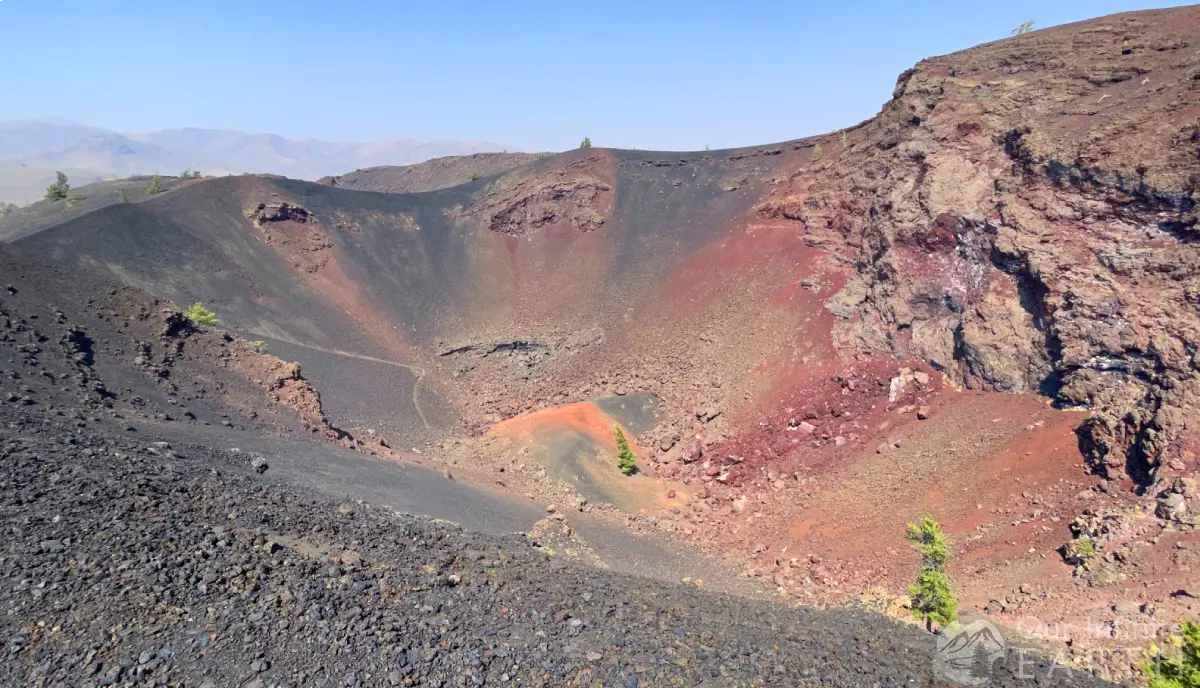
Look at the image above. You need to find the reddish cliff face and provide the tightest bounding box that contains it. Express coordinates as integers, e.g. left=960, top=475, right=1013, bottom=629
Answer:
left=758, top=7, right=1199, bottom=485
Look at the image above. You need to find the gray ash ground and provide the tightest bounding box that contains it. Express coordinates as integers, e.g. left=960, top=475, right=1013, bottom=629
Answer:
left=0, top=407, right=1112, bottom=688
left=0, top=245, right=1109, bottom=686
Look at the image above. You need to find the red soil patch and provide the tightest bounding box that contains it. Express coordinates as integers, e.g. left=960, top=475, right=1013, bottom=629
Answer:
left=485, top=401, right=691, bottom=514
left=490, top=400, right=642, bottom=456
left=656, top=220, right=839, bottom=306
left=691, top=390, right=1109, bottom=618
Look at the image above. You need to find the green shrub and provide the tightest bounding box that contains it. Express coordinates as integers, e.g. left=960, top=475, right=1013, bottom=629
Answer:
left=614, top=426, right=636, bottom=475
left=580, top=137, right=592, bottom=149
left=251, top=340, right=269, bottom=354
left=841, top=130, right=849, bottom=148
left=469, top=172, right=482, bottom=182
left=0, top=202, right=15, bottom=215
left=146, top=174, right=162, bottom=195
left=906, top=515, right=956, bottom=631
left=179, top=169, right=202, bottom=180
left=65, top=195, right=85, bottom=208
left=1077, top=537, right=1096, bottom=558
left=45, top=171, right=69, bottom=201
left=184, top=302, right=219, bottom=327
left=1061, top=536, right=1097, bottom=565
left=118, top=188, right=130, bottom=204
left=1143, top=621, right=1200, bottom=688
left=812, top=144, right=823, bottom=162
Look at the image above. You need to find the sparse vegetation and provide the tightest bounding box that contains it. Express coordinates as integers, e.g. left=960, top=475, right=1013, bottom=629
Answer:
left=1012, top=20, right=1035, bottom=35
left=146, top=174, right=162, bottom=195
left=841, top=130, right=849, bottom=148
left=184, top=302, right=219, bottom=327
left=1061, top=536, right=1098, bottom=565
left=179, top=169, right=203, bottom=180
left=580, top=137, right=592, bottom=149
left=252, top=340, right=269, bottom=354
left=44, top=171, right=70, bottom=201
left=614, top=426, right=637, bottom=475
left=705, top=144, right=711, bottom=151
left=1143, top=621, right=1200, bottom=688
left=905, top=516, right=956, bottom=631
left=118, top=188, right=130, bottom=204
left=469, top=172, right=482, bottom=182
left=1077, top=537, right=1096, bottom=558
left=535, top=152, right=550, bottom=160
left=812, top=144, right=823, bottom=162
left=0, top=202, right=16, bottom=215
left=65, top=195, right=85, bottom=208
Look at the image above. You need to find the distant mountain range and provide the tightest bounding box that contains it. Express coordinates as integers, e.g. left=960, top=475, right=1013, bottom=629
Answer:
left=0, top=118, right=515, bottom=204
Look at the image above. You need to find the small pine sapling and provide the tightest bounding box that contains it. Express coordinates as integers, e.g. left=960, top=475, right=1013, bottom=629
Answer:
left=184, top=302, right=219, bottom=327
left=614, top=426, right=637, bottom=475
left=905, top=515, right=957, bottom=631
left=45, top=171, right=70, bottom=201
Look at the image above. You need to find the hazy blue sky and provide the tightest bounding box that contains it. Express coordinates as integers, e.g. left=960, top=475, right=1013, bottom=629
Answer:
left=0, top=1, right=1190, bottom=151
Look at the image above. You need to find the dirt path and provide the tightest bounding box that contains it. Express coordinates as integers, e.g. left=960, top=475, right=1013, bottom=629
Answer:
left=243, top=330, right=431, bottom=430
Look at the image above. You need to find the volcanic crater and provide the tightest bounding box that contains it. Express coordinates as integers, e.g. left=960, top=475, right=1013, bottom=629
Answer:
left=3, top=7, right=1200, bottom=686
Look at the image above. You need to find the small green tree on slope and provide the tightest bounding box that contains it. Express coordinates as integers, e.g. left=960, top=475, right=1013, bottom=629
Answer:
left=45, top=171, right=70, bottom=201
left=146, top=174, right=162, bottom=195
left=184, top=302, right=219, bottom=327
left=614, top=426, right=636, bottom=475
left=906, top=515, right=957, bottom=632
left=1144, top=621, right=1200, bottom=688
left=580, top=137, right=592, bottom=149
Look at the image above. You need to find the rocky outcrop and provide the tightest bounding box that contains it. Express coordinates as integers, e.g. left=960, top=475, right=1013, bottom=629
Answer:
left=108, top=288, right=335, bottom=432
left=456, top=155, right=614, bottom=236
left=760, top=8, right=1200, bottom=485
left=245, top=201, right=333, bottom=274
left=248, top=202, right=313, bottom=225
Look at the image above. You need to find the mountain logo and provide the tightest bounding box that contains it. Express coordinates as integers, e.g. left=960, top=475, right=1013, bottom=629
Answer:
left=934, top=619, right=1006, bottom=686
